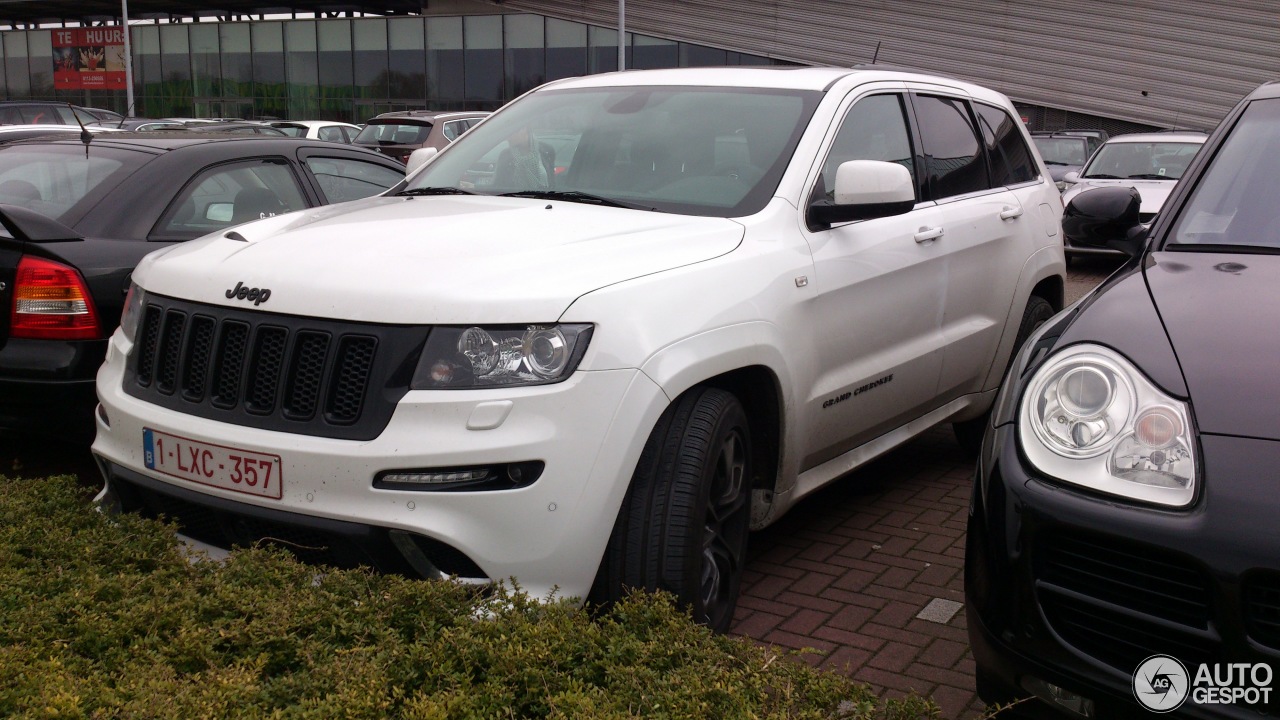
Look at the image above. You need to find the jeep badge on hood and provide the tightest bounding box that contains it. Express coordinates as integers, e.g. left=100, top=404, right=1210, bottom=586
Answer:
left=225, top=281, right=271, bottom=306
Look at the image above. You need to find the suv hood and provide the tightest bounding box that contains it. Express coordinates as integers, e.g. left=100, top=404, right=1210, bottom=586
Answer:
left=1145, top=252, right=1280, bottom=440
left=135, top=195, right=744, bottom=324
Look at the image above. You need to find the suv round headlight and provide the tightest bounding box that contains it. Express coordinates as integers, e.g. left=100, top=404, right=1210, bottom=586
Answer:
left=1019, top=344, right=1198, bottom=507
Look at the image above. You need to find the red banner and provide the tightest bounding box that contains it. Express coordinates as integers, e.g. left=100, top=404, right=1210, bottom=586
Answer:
left=52, top=28, right=127, bottom=90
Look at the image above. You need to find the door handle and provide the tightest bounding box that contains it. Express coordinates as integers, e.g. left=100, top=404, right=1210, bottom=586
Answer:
left=914, top=226, right=944, bottom=243
left=999, top=206, right=1023, bottom=220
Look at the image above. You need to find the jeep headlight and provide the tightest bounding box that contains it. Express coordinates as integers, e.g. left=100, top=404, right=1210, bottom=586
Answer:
left=411, top=324, right=592, bottom=389
left=119, top=282, right=146, bottom=343
left=1018, top=344, right=1198, bottom=507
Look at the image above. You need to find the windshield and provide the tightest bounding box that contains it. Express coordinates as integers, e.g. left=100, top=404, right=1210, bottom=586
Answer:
left=402, top=86, right=821, bottom=217
left=1033, top=136, right=1089, bottom=165
left=355, top=122, right=431, bottom=145
left=0, top=145, right=145, bottom=223
left=1082, top=140, right=1202, bottom=180
left=1168, top=98, right=1280, bottom=251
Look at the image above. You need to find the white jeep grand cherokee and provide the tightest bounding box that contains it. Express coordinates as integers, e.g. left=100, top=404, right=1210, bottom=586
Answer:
left=93, top=67, right=1064, bottom=631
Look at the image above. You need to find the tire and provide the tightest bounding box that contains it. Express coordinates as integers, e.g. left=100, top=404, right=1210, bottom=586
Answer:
left=953, top=295, right=1055, bottom=456
left=590, top=387, right=753, bottom=633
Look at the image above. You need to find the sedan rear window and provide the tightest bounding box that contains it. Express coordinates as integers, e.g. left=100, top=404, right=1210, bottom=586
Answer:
left=355, top=122, right=431, bottom=145
left=0, top=145, right=145, bottom=223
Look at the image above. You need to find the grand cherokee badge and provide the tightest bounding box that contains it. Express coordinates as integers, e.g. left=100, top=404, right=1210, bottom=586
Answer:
left=225, top=281, right=271, bottom=306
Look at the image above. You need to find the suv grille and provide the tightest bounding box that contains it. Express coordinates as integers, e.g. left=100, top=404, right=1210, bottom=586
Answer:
left=1246, top=571, right=1280, bottom=651
left=125, top=295, right=428, bottom=440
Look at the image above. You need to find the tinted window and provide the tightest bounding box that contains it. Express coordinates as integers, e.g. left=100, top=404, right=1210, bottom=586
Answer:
left=817, top=93, right=915, bottom=201
left=1169, top=99, right=1279, bottom=250
left=275, top=125, right=306, bottom=137
left=1033, top=136, right=1090, bottom=166
left=0, top=146, right=142, bottom=222
left=913, top=95, right=987, bottom=198
left=155, top=160, right=308, bottom=239
left=975, top=103, right=1037, bottom=186
left=306, top=156, right=403, bottom=202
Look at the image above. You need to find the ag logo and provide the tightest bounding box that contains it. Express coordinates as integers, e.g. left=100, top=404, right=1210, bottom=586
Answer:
left=1134, top=654, right=1190, bottom=712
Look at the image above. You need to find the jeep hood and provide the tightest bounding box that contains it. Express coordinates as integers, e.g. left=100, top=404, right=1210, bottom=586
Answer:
left=135, top=195, right=744, bottom=324
left=1145, top=252, right=1280, bottom=440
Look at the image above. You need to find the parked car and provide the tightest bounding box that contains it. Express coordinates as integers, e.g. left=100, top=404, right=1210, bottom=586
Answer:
left=1031, top=132, right=1093, bottom=191
left=90, top=118, right=187, bottom=132
left=352, top=110, right=489, bottom=163
left=0, top=100, right=122, bottom=126
left=92, top=67, right=1065, bottom=632
left=0, top=134, right=405, bottom=440
left=968, top=81, right=1280, bottom=718
left=269, top=120, right=362, bottom=143
left=163, top=121, right=289, bottom=136
left=1056, top=128, right=1108, bottom=156
left=0, top=124, right=123, bottom=144
left=1061, top=131, right=1206, bottom=258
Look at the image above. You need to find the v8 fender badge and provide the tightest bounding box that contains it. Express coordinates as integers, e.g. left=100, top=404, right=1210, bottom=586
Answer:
left=225, top=281, right=271, bottom=306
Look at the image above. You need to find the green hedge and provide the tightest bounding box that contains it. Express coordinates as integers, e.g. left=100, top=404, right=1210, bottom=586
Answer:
left=0, top=474, right=937, bottom=719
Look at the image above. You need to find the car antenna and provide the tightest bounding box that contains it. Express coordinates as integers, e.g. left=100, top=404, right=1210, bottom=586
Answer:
left=871, top=41, right=882, bottom=64
left=68, top=102, right=93, bottom=156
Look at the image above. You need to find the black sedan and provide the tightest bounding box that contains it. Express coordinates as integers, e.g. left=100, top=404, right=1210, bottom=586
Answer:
left=0, top=133, right=405, bottom=441
left=969, top=81, right=1280, bottom=718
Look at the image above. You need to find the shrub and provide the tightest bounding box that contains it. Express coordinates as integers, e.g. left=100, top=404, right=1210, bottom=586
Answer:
left=0, top=474, right=937, bottom=719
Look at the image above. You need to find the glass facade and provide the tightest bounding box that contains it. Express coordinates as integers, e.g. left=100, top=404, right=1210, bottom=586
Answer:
left=0, top=13, right=784, bottom=122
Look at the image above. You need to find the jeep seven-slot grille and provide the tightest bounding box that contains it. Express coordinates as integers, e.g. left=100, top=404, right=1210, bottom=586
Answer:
left=125, top=295, right=427, bottom=441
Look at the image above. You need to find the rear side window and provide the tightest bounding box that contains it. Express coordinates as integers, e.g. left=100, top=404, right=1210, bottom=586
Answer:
left=912, top=95, right=988, bottom=199
left=355, top=122, right=431, bottom=146
left=305, top=156, right=404, bottom=202
left=153, top=159, right=309, bottom=239
left=317, top=126, right=346, bottom=142
left=974, top=103, right=1037, bottom=186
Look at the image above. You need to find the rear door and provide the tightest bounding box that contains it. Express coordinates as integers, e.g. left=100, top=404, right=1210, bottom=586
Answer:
left=905, top=89, right=1026, bottom=401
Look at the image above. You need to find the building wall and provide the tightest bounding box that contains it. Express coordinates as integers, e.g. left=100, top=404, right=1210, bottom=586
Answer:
left=0, top=11, right=784, bottom=121
left=503, top=0, right=1280, bottom=131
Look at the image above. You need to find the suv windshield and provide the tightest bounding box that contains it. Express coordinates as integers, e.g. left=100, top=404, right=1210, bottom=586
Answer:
left=1082, top=140, right=1201, bottom=180
left=1033, top=136, right=1089, bottom=165
left=403, top=86, right=821, bottom=217
left=355, top=122, right=431, bottom=145
left=1169, top=98, right=1280, bottom=251
left=0, top=144, right=145, bottom=223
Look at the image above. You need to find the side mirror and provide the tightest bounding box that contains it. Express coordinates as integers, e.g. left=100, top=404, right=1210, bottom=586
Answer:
left=1063, top=171, right=1080, bottom=183
left=1062, top=186, right=1147, bottom=257
left=406, top=147, right=438, bottom=173
left=205, top=203, right=234, bottom=223
left=807, top=160, right=916, bottom=229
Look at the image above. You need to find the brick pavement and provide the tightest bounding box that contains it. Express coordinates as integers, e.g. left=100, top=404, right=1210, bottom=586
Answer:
left=732, top=426, right=984, bottom=718
left=731, top=257, right=1119, bottom=718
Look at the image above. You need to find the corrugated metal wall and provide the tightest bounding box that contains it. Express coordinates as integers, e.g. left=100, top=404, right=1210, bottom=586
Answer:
left=501, top=0, right=1280, bottom=131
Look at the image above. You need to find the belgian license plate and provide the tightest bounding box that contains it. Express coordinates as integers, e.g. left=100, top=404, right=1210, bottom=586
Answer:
left=143, top=428, right=283, bottom=500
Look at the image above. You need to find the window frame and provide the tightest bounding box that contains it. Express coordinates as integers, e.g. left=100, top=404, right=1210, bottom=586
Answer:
left=972, top=100, right=1042, bottom=190
left=807, top=90, right=924, bottom=219
left=302, top=154, right=406, bottom=203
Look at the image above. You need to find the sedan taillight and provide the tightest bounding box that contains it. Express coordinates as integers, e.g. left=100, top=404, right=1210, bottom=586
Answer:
left=10, top=255, right=101, bottom=340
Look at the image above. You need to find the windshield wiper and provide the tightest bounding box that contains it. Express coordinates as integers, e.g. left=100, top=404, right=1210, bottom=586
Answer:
left=1167, top=243, right=1280, bottom=255
left=499, top=190, right=651, bottom=210
left=1083, top=173, right=1122, bottom=179
left=395, top=186, right=476, bottom=197
left=1127, top=173, right=1174, bottom=180
left=1043, top=160, right=1070, bottom=166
